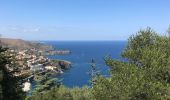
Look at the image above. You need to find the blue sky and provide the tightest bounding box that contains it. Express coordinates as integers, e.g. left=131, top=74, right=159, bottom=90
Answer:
left=0, top=0, right=170, bottom=41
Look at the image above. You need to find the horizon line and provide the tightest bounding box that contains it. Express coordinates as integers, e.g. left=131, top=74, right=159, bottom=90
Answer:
left=1, top=37, right=127, bottom=42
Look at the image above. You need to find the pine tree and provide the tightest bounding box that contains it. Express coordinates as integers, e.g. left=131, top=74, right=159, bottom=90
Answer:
left=89, top=58, right=100, bottom=86
left=0, top=45, right=26, bottom=100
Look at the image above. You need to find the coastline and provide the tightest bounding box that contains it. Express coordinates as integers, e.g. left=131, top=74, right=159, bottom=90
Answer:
left=0, top=38, right=72, bottom=93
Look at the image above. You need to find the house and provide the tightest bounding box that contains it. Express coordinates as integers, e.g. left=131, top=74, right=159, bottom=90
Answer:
left=30, top=64, right=44, bottom=71
left=45, top=66, right=56, bottom=71
left=22, top=81, right=31, bottom=92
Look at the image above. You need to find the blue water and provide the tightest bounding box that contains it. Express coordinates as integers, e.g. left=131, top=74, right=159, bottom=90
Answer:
left=44, top=41, right=127, bottom=87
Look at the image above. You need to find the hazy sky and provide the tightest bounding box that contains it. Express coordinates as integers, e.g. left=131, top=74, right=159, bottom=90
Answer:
left=0, top=0, right=170, bottom=41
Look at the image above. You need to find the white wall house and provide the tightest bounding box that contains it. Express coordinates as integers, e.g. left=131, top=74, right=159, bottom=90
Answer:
left=30, top=64, right=44, bottom=71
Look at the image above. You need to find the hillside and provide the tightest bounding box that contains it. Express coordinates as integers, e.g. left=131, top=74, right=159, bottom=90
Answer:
left=0, top=38, right=53, bottom=51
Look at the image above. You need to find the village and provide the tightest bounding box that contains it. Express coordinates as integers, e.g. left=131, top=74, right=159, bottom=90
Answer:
left=4, top=48, right=72, bottom=91
left=6, top=48, right=71, bottom=76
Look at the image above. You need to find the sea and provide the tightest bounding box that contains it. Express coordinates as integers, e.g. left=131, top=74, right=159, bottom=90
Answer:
left=44, top=41, right=127, bottom=88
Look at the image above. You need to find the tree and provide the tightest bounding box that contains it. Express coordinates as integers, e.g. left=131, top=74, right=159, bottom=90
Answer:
left=88, top=58, right=100, bottom=86
left=92, top=27, right=170, bottom=100
left=0, top=46, right=26, bottom=100
left=27, top=86, right=92, bottom=100
left=31, top=72, right=61, bottom=95
left=167, top=26, right=170, bottom=37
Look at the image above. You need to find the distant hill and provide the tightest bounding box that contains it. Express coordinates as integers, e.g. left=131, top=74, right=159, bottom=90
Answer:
left=0, top=38, right=53, bottom=51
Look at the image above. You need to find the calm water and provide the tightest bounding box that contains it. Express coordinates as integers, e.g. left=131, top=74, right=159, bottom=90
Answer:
left=44, top=41, right=127, bottom=87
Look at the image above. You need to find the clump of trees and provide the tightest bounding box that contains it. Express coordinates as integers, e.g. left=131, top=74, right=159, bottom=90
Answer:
left=0, top=46, right=26, bottom=100
left=26, top=86, right=92, bottom=100
left=31, top=72, right=60, bottom=94
left=92, top=27, right=170, bottom=100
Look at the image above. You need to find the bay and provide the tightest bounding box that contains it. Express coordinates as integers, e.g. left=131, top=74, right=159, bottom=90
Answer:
left=44, top=41, right=127, bottom=87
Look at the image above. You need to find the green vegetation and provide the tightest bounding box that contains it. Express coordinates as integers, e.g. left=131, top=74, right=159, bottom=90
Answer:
left=28, top=27, right=170, bottom=100
left=26, top=86, right=92, bottom=100
left=32, top=72, right=60, bottom=94
left=92, top=27, right=170, bottom=100
left=0, top=46, right=26, bottom=100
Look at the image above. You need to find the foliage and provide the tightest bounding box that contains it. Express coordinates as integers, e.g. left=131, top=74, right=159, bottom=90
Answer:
left=89, top=58, right=101, bottom=86
left=31, top=73, right=60, bottom=94
left=92, top=27, right=170, bottom=100
left=0, top=46, right=26, bottom=100
left=27, top=86, right=92, bottom=100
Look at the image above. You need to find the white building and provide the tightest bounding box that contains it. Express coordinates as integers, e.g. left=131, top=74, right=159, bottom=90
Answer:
left=30, top=64, right=44, bottom=71
left=45, top=66, right=56, bottom=71
left=22, top=81, right=31, bottom=92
